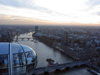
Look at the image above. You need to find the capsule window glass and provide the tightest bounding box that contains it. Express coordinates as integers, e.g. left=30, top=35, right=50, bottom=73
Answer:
left=13, top=66, right=26, bottom=75
left=0, top=55, right=8, bottom=74
left=13, top=53, right=26, bottom=67
left=0, top=55, right=8, bottom=68
left=13, top=53, right=26, bottom=75
left=11, top=44, right=24, bottom=53
left=25, top=51, right=37, bottom=72
left=26, top=51, right=36, bottom=65
left=0, top=43, right=9, bottom=54
left=22, top=45, right=32, bottom=52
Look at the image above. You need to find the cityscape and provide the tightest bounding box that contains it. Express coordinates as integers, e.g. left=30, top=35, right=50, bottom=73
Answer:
left=0, top=0, right=100, bottom=75
left=36, top=26, right=100, bottom=60
left=0, top=25, right=100, bottom=75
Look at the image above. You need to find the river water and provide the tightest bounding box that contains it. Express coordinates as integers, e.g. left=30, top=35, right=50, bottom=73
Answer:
left=13, top=33, right=92, bottom=75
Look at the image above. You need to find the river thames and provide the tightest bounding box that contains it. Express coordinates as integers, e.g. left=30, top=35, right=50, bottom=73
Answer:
left=13, top=33, right=92, bottom=75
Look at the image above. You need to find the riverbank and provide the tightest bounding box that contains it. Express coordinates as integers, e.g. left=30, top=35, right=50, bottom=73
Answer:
left=35, top=35, right=95, bottom=61
left=35, top=35, right=100, bottom=74
left=35, top=36, right=76, bottom=61
left=14, top=32, right=97, bottom=75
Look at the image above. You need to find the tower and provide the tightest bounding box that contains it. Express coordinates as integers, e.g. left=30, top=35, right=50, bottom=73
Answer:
left=63, top=31, right=69, bottom=44
left=63, top=32, right=66, bottom=43
left=35, top=26, right=38, bottom=33
left=70, top=37, right=74, bottom=47
left=91, top=39, right=95, bottom=57
left=66, top=32, right=69, bottom=43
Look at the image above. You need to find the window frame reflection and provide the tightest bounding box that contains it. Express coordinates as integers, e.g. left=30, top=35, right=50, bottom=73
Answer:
left=11, top=44, right=24, bottom=54
left=0, top=54, right=8, bottom=74
left=25, top=51, right=37, bottom=65
left=13, top=53, right=26, bottom=67
left=25, top=51, right=37, bottom=72
left=13, top=50, right=37, bottom=73
left=13, top=52, right=27, bottom=75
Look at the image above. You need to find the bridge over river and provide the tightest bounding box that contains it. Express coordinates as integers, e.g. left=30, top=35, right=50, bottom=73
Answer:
left=13, top=37, right=34, bottom=41
left=27, top=61, right=91, bottom=75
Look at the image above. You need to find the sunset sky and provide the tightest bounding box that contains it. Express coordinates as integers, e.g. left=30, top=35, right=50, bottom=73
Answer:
left=0, top=0, right=100, bottom=26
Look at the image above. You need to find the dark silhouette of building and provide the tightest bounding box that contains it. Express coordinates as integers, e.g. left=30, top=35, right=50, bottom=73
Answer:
left=35, top=26, right=38, bottom=33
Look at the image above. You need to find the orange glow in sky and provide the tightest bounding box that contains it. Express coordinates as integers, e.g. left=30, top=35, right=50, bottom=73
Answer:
left=0, top=0, right=100, bottom=26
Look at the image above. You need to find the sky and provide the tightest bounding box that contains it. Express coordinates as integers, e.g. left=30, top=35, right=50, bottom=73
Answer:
left=0, top=0, right=100, bottom=26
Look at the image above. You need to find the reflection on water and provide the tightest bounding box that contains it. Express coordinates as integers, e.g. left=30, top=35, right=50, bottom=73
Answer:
left=13, top=33, right=92, bottom=75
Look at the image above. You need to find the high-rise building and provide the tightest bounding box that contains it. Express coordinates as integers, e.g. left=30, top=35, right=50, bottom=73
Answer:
left=91, top=39, right=96, bottom=57
left=35, top=26, right=38, bottom=33
left=63, top=32, right=66, bottom=43
left=63, top=31, right=69, bottom=43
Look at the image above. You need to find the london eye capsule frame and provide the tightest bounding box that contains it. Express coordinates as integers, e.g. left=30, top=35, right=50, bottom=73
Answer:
left=0, top=42, right=37, bottom=75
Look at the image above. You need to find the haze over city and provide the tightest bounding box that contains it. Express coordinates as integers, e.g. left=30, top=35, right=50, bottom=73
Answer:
left=0, top=0, right=100, bottom=26
left=1, top=1, right=100, bottom=74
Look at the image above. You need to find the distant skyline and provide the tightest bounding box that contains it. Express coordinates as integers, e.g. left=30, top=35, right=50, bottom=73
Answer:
left=0, top=0, right=100, bottom=26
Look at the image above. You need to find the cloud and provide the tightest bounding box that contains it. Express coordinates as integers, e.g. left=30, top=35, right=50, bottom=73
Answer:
left=85, top=4, right=100, bottom=16
left=0, top=0, right=33, bottom=8
left=87, top=0, right=100, bottom=7
left=0, top=0, right=53, bottom=14
left=0, top=0, right=100, bottom=25
left=97, top=12, right=100, bottom=16
left=0, top=14, right=67, bottom=25
left=0, top=4, right=72, bottom=23
left=94, top=12, right=100, bottom=17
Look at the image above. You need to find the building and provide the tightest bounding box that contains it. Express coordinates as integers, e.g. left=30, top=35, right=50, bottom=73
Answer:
left=54, top=37, right=97, bottom=60
left=63, top=32, right=69, bottom=43
left=35, top=26, right=38, bottom=33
